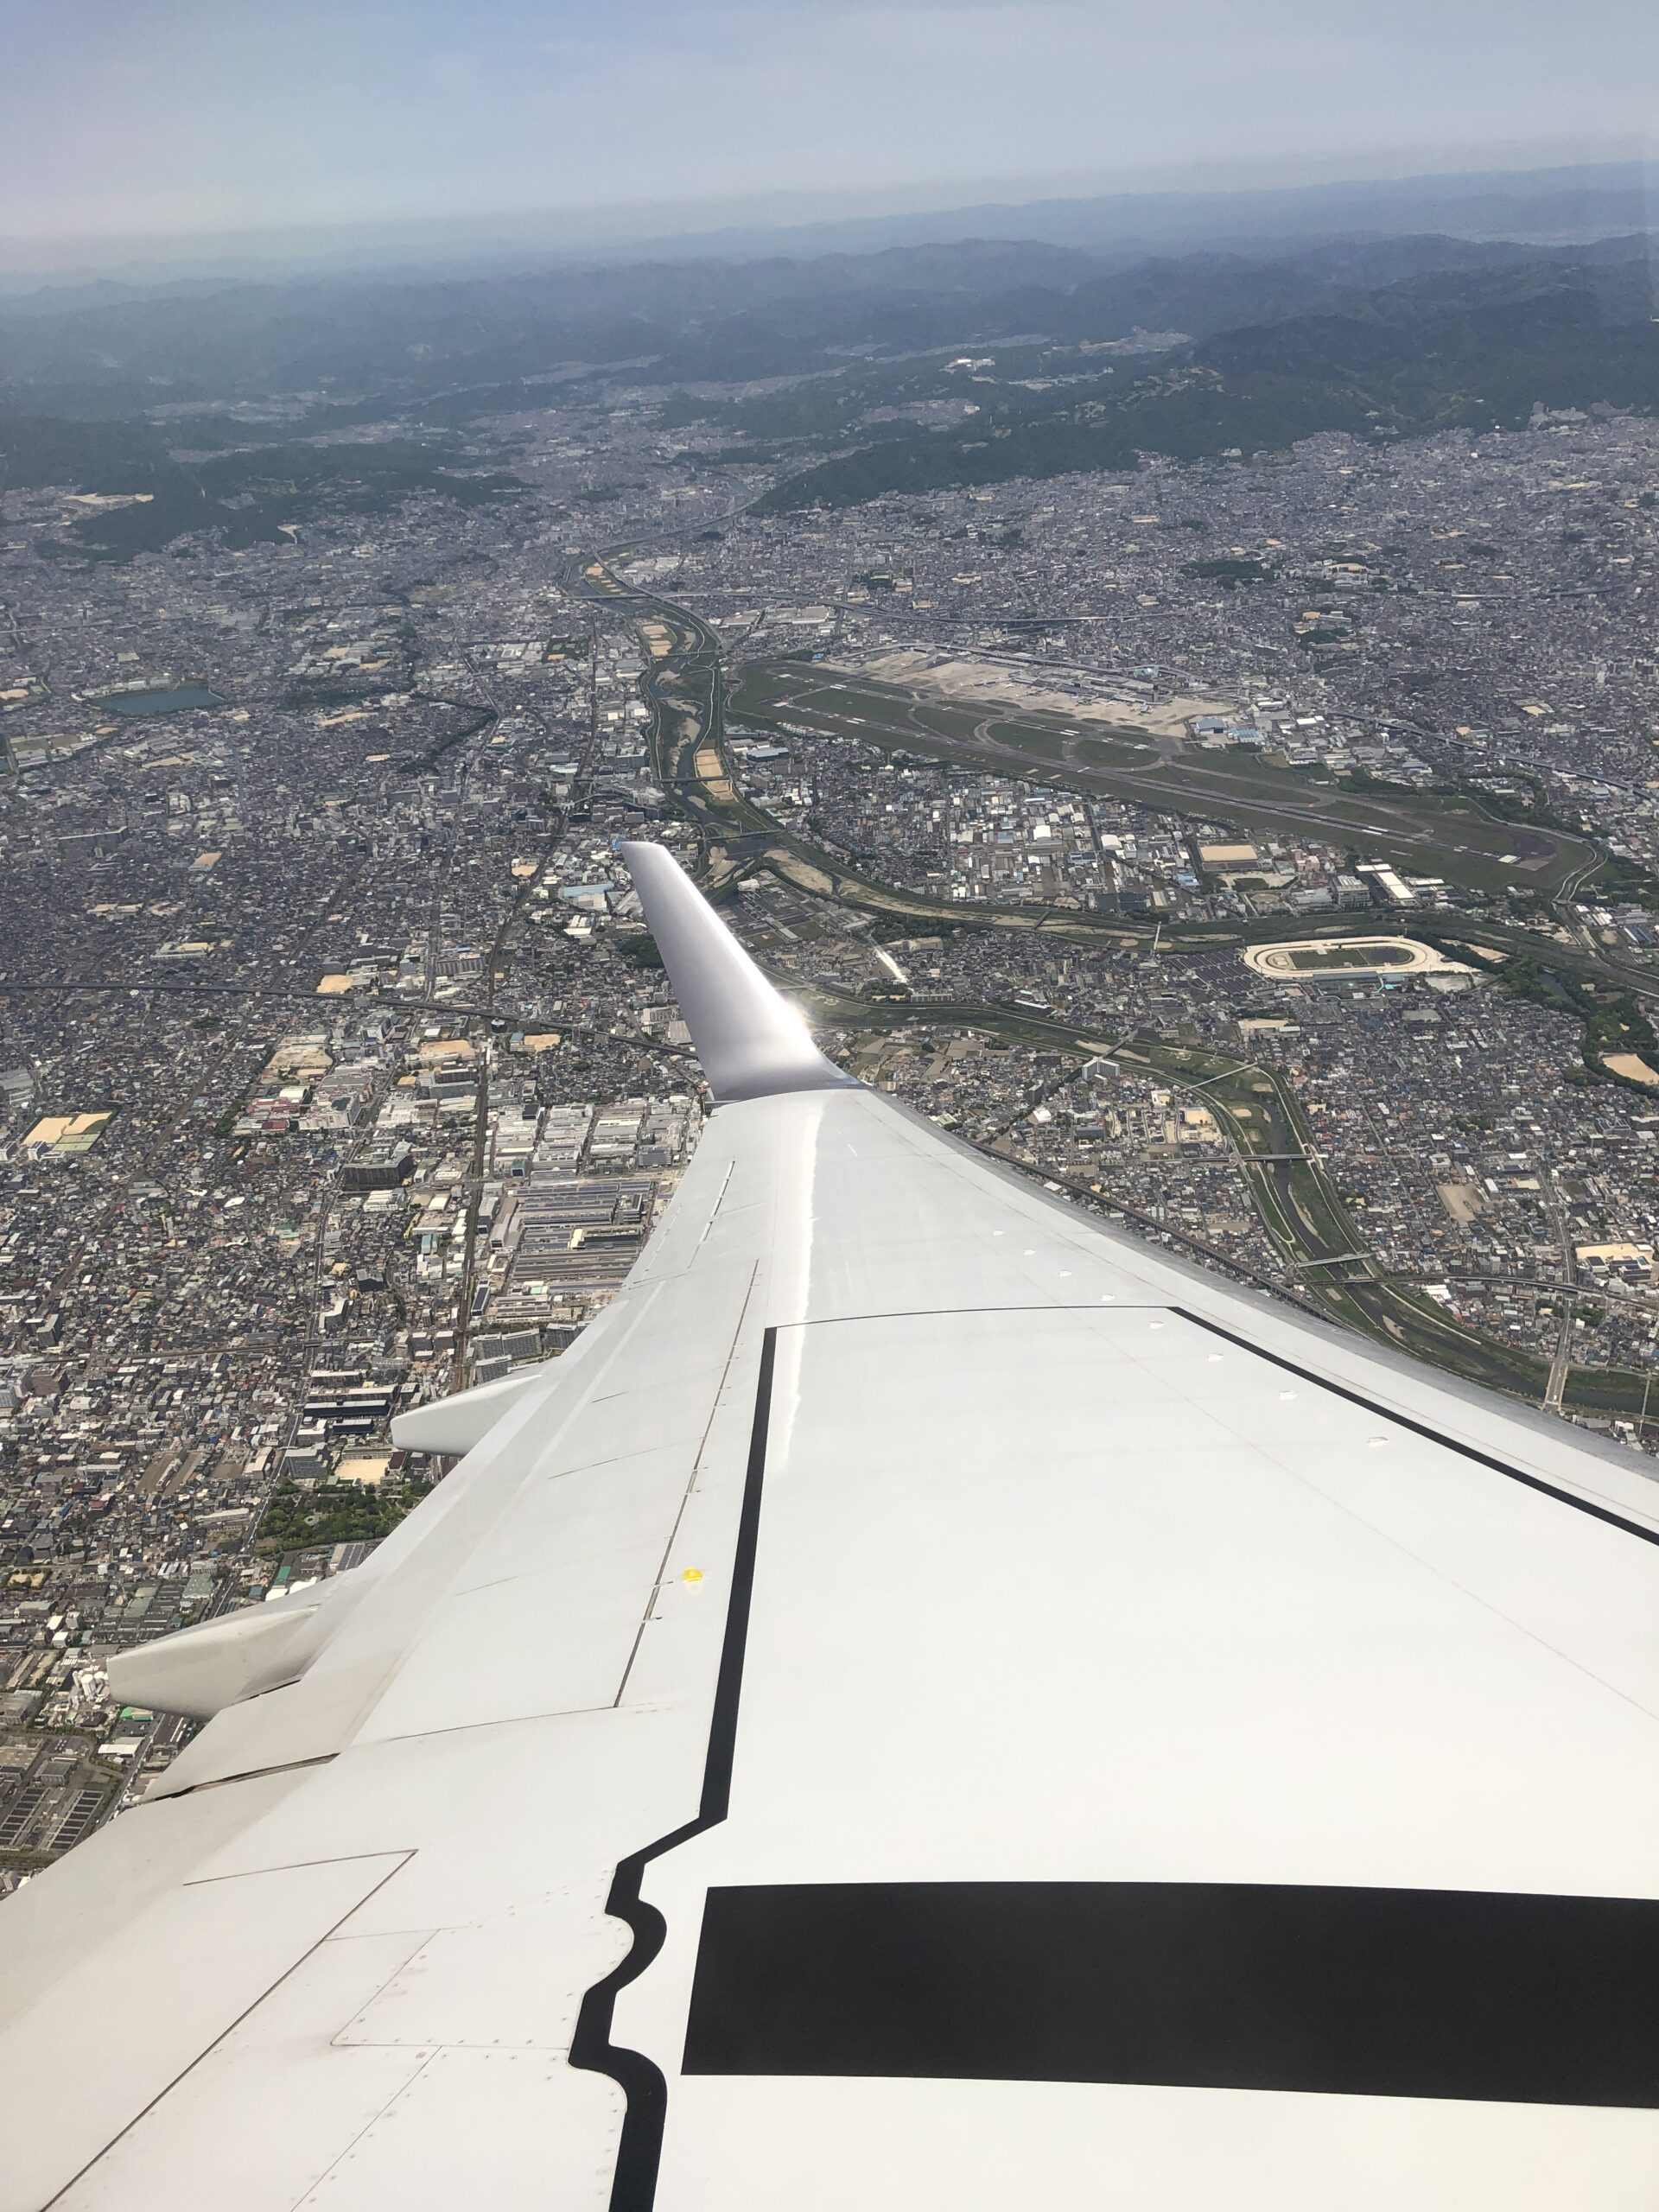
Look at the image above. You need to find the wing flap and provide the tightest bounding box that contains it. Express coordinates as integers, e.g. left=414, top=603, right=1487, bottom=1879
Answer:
left=0, top=1845, right=409, bottom=2212
left=53, top=1927, right=435, bottom=2212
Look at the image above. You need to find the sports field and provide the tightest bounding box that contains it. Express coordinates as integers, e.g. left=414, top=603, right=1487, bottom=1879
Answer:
left=1241, top=938, right=1467, bottom=980
left=1287, top=944, right=1414, bottom=971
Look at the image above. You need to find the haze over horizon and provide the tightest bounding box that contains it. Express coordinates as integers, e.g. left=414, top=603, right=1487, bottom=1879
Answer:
left=3, top=0, right=1656, bottom=277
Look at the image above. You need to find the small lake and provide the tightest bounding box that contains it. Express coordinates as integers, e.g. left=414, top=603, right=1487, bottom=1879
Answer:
left=107, top=687, right=223, bottom=718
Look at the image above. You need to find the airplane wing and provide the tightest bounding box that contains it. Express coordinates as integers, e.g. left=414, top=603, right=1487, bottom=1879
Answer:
left=4, top=842, right=1659, bottom=2210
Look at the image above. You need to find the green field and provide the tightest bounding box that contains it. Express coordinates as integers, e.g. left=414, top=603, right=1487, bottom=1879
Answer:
left=732, top=661, right=1601, bottom=900
left=1285, top=944, right=1414, bottom=971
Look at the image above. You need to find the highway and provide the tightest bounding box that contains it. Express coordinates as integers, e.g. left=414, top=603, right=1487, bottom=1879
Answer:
left=569, top=542, right=1657, bottom=1426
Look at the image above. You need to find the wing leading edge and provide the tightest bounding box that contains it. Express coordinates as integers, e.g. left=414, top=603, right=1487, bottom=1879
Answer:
left=0, top=844, right=1656, bottom=2210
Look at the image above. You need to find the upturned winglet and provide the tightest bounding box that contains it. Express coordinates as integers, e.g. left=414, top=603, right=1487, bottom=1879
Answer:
left=620, top=842, right=857, bottom=1103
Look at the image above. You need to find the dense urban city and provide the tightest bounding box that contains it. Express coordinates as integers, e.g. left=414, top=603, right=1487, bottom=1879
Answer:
left=5, top=235, right=1659, bottom=1883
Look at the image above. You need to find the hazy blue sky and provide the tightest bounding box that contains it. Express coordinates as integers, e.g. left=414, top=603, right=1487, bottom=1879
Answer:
left=2, top=0, right=1654, bottom=257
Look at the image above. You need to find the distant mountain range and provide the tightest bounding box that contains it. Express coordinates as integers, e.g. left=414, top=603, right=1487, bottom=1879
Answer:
left=3, top=157, right=1654, bottom=292
left=751, top=248, right=1659, bottom=511
left=610, top=159, right=1659, bottom=265
left=8, top=231, right=1435, bottom=416
left=3, top=213, right=1656, bottom=547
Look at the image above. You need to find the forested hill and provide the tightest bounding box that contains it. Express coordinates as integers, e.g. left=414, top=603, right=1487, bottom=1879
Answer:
left=752, top=253, right=1659, bottom=512
left=4, top=225, right=1656, bottom=549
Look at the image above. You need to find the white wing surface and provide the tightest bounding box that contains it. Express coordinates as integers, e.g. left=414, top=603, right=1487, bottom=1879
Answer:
left=3, top=843, right=1659, bottom=2209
